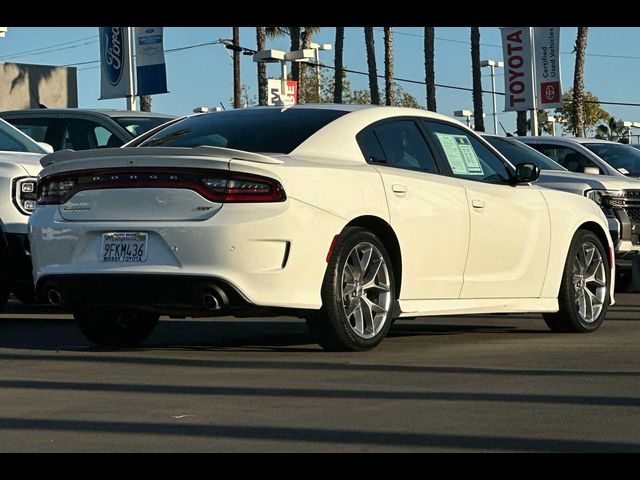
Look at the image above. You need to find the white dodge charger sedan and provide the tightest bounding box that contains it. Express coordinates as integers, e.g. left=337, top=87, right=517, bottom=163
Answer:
left=29, top=105, right=615, bottom=351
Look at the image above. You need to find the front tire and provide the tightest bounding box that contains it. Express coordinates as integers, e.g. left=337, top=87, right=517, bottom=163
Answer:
left=543, top=230, right=610, bottom=333
left=306, top=227, right=397, bottom=351
left=74, top=309, right=159, bottom=348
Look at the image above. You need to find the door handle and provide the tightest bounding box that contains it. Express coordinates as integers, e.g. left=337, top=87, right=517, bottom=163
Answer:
left=392, top=184, right=408, bottom=194
left=472, top=199, right=485, bottom=209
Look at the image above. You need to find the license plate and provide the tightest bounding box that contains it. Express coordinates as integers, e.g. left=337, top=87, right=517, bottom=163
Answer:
left=101, top=232, right=148, bottom=263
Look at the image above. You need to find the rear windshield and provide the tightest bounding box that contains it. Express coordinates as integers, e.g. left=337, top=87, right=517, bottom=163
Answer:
left=484, top=136, right=566, bottom=171
left=139, top=108, right=348, bottom=153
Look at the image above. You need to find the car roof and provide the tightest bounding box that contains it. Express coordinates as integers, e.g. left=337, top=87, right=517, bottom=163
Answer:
left=205, top=103, right=467, bottom=125
left=516, top=136, right=621, bottom=145
left=0, top=108, right=175, bottom=119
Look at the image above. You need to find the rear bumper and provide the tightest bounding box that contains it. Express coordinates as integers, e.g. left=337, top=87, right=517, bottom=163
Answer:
left=35, top=274, right=268, bottom=316
left=29, top=201, right=344, bottom=310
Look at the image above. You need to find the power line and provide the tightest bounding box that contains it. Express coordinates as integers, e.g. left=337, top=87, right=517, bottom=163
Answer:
left=0, top=35, right=97, bottom=61
left=65, top=39, right=224, bottom=68
left=385, top=28, right=640, bottom=61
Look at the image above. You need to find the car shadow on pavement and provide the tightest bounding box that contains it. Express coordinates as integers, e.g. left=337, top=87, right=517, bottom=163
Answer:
left=0, top=314, right=556, bottom=354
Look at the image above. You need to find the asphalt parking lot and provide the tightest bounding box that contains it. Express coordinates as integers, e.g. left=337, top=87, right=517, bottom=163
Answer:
left=0, top=294, right=639, bottom=452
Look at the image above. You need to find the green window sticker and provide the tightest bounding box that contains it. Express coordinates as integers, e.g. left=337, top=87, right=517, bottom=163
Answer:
left=435, top=133, right=484, bottom=176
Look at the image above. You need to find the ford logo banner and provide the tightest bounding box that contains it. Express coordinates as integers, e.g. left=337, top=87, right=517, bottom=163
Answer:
left=99, top=27, right=133, bottom=100
left=103, top=27, right=124, bottom=85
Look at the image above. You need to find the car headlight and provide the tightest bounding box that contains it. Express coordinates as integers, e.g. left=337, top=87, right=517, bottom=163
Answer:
left=13, top=177, right=38, bottom=215
left=585, top=189, right=624, bottom=209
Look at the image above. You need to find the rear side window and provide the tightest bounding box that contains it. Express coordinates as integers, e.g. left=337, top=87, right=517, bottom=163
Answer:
left=6, top=118, right=51, bottom=142
left=141, top=108, right=348, bottom=154
left=357, top=129, right=386, bottom=163
left=0, top=119, right=47, bottom=153
left=372, top=120, right=439, bottom=173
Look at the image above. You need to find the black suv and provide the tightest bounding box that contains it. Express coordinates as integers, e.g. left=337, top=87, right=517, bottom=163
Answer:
left=0, top=109, right=176, bottom=151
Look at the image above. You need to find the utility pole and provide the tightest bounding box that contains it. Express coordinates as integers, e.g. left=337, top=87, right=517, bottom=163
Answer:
left=125, top=27, right=137, bottom=111
left=233, top=27, right=241, bottom=109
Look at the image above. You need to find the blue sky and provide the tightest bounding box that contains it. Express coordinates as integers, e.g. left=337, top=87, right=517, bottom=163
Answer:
left=1, top=27, right=638, bottom=135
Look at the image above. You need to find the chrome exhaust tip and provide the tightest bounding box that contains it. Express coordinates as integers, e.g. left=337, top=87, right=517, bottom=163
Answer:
left=47, top=289, right=63, bottom=306
left=202, top=293, right=220, bottom=310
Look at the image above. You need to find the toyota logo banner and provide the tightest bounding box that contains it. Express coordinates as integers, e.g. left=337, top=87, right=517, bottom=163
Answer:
left=99, top=27, right=134, bottom=100
left=135, top=27, right=168, bottom=96
left=501, top=27, right=563, bottom=112
left=533, top=27, right=562, bottom=109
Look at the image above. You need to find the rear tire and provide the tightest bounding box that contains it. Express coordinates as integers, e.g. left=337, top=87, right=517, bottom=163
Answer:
left=74, top=309, right=159, bottom=348
left=306, top=227, right=397, bottom=351
left=543, top=230, right=610, bottom=333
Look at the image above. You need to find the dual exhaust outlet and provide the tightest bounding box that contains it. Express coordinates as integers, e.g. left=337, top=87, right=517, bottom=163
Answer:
left=44, top=285, right=227, bottom=311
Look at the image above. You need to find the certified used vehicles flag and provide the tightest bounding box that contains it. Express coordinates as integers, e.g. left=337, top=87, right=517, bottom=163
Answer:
left=135, top=27, right=168, bottom=96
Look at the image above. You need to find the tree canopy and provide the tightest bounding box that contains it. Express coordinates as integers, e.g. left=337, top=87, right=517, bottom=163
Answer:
left=555, top=89, right=610, bottom=135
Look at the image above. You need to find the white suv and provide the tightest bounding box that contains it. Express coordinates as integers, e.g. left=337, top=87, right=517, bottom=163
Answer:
left=0, top=119, right=48, bottom=308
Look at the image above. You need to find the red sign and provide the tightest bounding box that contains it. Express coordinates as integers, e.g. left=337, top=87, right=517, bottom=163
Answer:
left=285, top=80, right=298, bottom=104
left=501, top=27, right=535, bottom=111
left=540, top=81, right=560, bottom=104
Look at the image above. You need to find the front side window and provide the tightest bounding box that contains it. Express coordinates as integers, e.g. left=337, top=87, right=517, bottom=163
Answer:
left=528, top=144, right=603, bottom=175
left=372, top=120, right=439, bottom=173
left=583, top=143, right=640, bottom=176
left=422, top=120, right=511, bottom=183
left=63, top=119, right=121, bottom=151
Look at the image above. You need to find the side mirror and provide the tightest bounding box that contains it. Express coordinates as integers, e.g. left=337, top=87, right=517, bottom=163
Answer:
left=37, top=142, right=54, bottom=153
left=515, top=162, right=540, bottom=183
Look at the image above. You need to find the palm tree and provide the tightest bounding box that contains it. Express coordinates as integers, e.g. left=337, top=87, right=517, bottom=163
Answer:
left=334, top=27, right=345, bottom=103
left=232, top=27, right=241, bottom=108
left=384, top=27, right=394, bottom=106
left=364, top=27, right=380, bottom=105
left=299, top=27, right=321, bottom=103
left=595, top=117, right=628, bottom=142
left=290, top=27, right=301, bottom=83
left=256, top=27, right=267, bottom=106
left=140, top=95, right=151, bottom=112
left=572, top=27, right=589, bottom=137
left=424, top=27, right=436, bottom=112
left=470, top=27, right=484, bottom=131
left=516, top=111, right=528, bottom=136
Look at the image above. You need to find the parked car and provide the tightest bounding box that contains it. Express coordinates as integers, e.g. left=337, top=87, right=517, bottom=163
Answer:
left=484, top=134, right=640, bottom=282
left=29, top=105, right=614, bottom=351
left=0, top=109, right=176, bottom=151
left=516, top=136, right=634, bottom=177
left=0, top=119, right=49, bottom=308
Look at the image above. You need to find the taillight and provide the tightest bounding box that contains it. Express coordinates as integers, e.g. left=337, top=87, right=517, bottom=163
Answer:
left=36, top=168, right=286, bottom=205
left=13, top=177, right=38, bottom=214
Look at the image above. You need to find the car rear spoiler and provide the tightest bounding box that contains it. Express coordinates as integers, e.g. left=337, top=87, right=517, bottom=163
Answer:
left=39, top=145, right=283, bottom=167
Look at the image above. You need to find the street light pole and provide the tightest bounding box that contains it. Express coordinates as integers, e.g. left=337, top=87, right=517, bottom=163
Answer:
left=480, top=59, right=504, bottom=134
left=253, top=48, right=315, bottom=106
left=454, top=110, right=473, bottom=128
